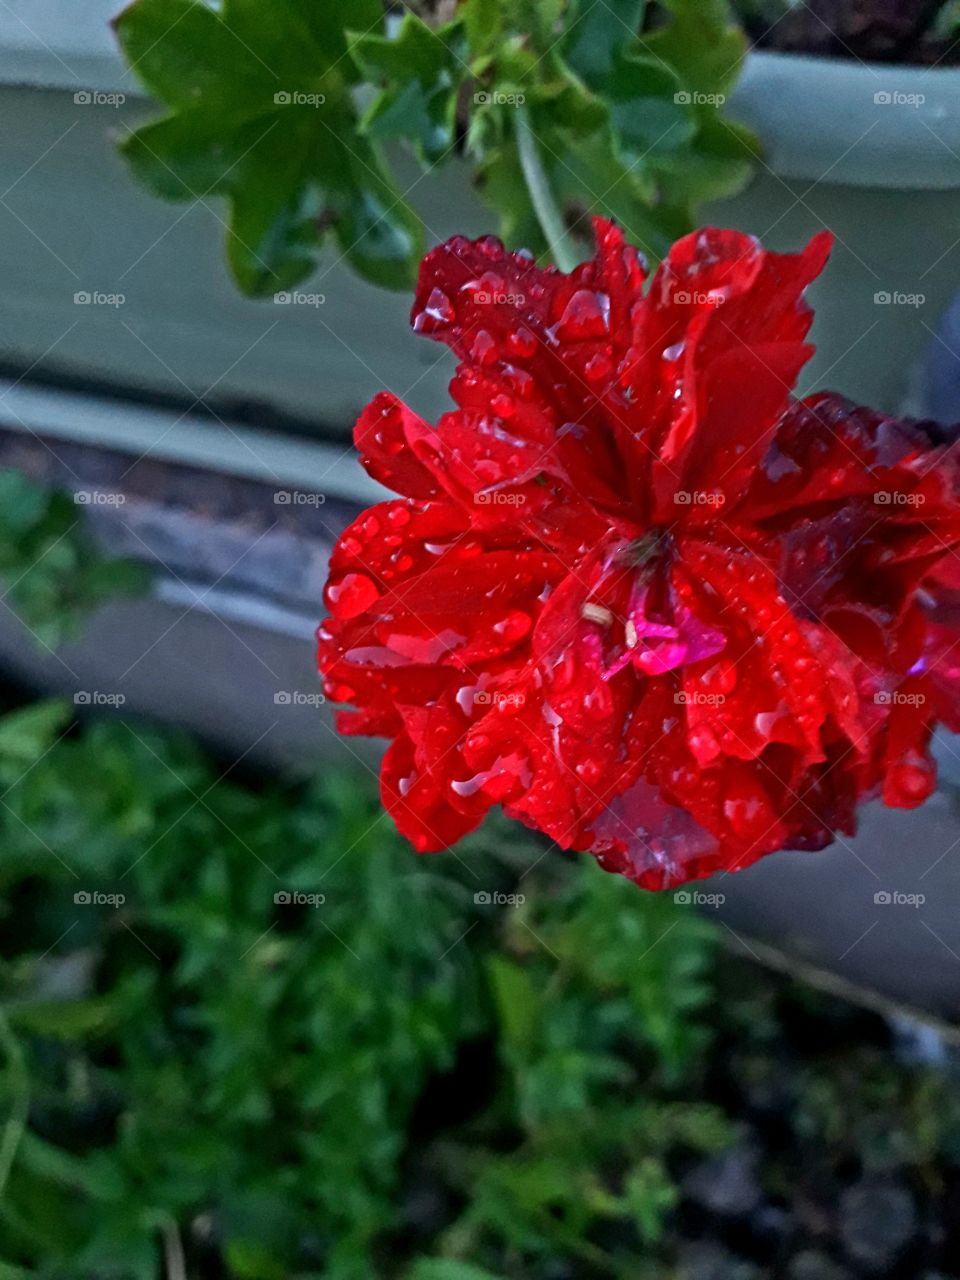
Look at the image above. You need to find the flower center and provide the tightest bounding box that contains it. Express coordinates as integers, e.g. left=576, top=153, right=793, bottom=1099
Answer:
left=594, top=532, right=726, bottom=680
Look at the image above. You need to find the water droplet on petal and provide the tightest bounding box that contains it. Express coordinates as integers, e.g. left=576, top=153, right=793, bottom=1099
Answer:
left=554, top=289, right=610, bottom=342
left=423, top=287, right=454, bottom=324
left=493, top=610, right=532, bottom=643
left=576, top=757, right=603, bottom=785
left=584, top=351, right=612, bottom=382
left=325, top=573, right=380, bottom=619
left=471, top=329, right=497, bottom=366
left=507, top=325, right=537, bottom=359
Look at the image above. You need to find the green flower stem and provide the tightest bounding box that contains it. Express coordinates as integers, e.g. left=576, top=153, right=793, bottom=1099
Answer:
left=515, top=106, right=579, bottom=273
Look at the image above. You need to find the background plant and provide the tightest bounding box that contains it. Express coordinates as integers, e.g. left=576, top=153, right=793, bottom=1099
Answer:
left=0, top=698, right=731, bottom=1279
left=113, top=0, right=758, bottom=293
left=0, top=471, right=148, bottom=650
left=0, top=698, right=958, bottom=1277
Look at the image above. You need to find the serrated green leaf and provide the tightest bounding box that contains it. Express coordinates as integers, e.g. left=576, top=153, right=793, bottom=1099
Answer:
left=642, top=0, right=749, bottom=98
left=650, top=119, right=762, bottom=206
left=116, top=0, right=422, bottom=292
left=119, top=113, right=266, bottom=201
left=113, top=0, right=265, bottom=109
left=524, top=73, right=608, bottom=136
left=607, top=51, right=695, bottom=156
left=564, top=0, right=646, bottom=86
left=559, top=129, right=687, bottom=260
left=351, top=13, right=467, bottom=165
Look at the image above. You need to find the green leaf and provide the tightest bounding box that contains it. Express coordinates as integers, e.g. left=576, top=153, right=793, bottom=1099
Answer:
left=462, top=0, right=503, bottom=58
left=15, top=1133, right=125, bottom=1202
left=351, top=13, right=468, bottom=165
left=119, top=113, right=266, bottom=201
left=647, top=123, right=758, bottom=206
left=623, top=1157, right=678, bottom=1243
left=7, top=995, right=119, bottom=1039
left=0, top=472, right=48, bottom=538
left=558, top=129, right=687, bottom=260
left=487, top=955, right=539, bottom=1057
left=115, top=0, right=422, bottom=292
left=642, top=0, right=749, bottom=98
left=512, top=0, right=565, bottom=49
left=225, top=1238, right=288, bottom=1280
left=0, top=702, right=71, bottom=771
left=408, top=1261, right=506, bottom=1280
left=607, top=51, right=695, bottom=157
left=113, top=0, right=265, bottom=109
left=564, top=0, right=646, bottom=86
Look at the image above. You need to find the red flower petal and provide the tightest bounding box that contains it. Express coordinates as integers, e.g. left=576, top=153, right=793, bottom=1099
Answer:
left=319, top=219, right=960, bottom=891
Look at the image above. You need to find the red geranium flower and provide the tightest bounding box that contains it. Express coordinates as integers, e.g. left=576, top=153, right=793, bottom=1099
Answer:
left=318, top=219, right=960, bottom=889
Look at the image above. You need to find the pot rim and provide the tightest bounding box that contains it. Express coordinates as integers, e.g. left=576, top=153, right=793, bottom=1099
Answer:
left=733, top=49, right=960, bottom=190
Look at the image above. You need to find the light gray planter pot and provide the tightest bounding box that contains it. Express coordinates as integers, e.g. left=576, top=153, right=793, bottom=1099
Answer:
left=711, top=52, right=960, bottom=416
left=2, top=41, right=957, bottom=435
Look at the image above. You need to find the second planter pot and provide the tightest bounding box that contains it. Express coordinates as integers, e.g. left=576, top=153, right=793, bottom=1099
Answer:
left=709, top=51, right=960, bottom=416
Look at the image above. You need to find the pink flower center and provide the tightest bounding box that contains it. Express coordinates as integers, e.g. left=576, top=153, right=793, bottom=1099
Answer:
left=596, top=538, right=727, bottom=680
left=608, top=585, right=725, bottom=677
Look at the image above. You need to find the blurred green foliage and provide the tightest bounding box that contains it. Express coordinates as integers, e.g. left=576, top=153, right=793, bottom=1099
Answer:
left=0, top=475, right=958, bottom=1277
left=0, top=471, right=148, bottom=650
left=113, top=0, right=758, bottom=293
left=0, top=699, right=731, bottom=1278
